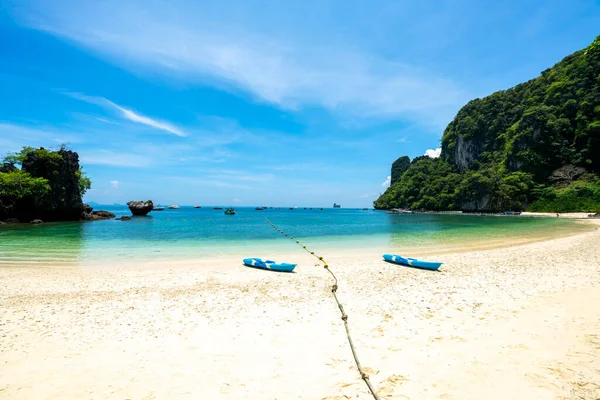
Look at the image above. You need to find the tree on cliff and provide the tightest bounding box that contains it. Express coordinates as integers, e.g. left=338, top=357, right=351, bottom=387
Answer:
left=375, top=35, right=600, bottom=213
left=390, top=156, right=410, bottom=185
left=0, top=145, right=92, bottom=221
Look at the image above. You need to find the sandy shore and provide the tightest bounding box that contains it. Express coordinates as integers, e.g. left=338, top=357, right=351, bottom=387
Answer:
left=1, top=222, right=599, bottom=399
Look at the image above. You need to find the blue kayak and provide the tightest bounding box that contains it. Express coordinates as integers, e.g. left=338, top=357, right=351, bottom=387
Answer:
left=383, top=254, right=442, bottom=271
left=243, top=257, right=297, bottom=272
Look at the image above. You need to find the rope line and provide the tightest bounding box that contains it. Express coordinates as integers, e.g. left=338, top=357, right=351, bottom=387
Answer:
left=264, top=217, right=381, bottom=400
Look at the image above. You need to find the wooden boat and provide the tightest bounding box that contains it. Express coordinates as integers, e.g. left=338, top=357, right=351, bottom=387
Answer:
left=243, top=258, right=296, bottom=272
left=383, top=254, right=442, bottom=271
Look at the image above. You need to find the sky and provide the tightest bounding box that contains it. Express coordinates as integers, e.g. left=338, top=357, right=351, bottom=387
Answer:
left=1, top=0, right=599, bottom=207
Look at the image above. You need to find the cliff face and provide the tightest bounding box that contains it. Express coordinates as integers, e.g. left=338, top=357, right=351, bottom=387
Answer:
left=0, top=148, right=85, bottom=222
left=22, top=149, right=85, bottom=221
left=375, top=36, right=600, bottom=212
left=441, top=41, right=600, bottom=179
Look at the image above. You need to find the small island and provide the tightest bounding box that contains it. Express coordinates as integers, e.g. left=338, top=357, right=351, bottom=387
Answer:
left=0, top=145, right=120, bottom=223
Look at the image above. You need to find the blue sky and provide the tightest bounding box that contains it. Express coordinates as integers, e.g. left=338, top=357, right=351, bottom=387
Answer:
left=1, top=0, right=599, bottom=207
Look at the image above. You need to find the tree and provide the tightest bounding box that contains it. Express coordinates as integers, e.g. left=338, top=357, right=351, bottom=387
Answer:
left=549, top=165, right=587, bottom=186
left=391, top=156, right=410, bottom=185
left=3, top=146, right=36, bottom=166
left=0, top=169, right=50, bottom=199
left=76, top=167, right=92, bottom=196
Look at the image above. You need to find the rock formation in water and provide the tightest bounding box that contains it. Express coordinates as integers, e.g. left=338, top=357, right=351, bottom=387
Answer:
left=127, top=200, right=154, bottom=216
left=1, top=147, right=91, bottom=222
left=81, top=210, right=116, bottom=221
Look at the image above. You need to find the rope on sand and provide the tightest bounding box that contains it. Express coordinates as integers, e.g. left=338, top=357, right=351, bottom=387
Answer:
left=264, top=217, right=382, bottom=400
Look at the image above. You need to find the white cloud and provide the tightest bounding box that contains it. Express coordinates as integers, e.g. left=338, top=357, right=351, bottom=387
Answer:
left=110, top=180, right=120, bottom=189
left=80, top=150, right=152, bottom=167
left=382, top=176, right=391, bottom=187
left=17, top=2, right=467, bottom=130
left=232, top=198, right=241, bottom=203
left=66, top=93, right=186, bottom=137
left=424, top=147, right=441, bottom=158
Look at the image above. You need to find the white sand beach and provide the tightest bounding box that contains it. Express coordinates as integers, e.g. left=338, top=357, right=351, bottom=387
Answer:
left=1, top=221, right=599, bottom=400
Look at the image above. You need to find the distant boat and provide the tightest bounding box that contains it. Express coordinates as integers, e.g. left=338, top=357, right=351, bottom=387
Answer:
left=255, top=207, right=265, bottom=211
left=194, top=205, right=201, bottom=209
left=213, top=207, right=223, bottom=210
left=243, top=258, right=296, bottom=273
left=168, top=205, right=180, bottom=209
left=362, top=208, right=368, bottom=210
left=333, top=203, right=341, bottom=208
left=153, top=206, right=165, bottom=211
left=383, top=254, right=442, bottom=271
left=224, top=208, right=236, bottom=215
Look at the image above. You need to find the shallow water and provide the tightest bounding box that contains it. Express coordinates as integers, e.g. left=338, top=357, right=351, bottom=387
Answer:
left=0, top=206, right=590, bottom=267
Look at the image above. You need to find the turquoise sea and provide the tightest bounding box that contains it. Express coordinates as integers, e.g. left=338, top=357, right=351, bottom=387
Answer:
left=0, top=206, right=589, bottom=267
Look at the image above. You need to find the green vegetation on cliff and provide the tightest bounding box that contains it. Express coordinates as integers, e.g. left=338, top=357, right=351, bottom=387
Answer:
left=0, top=145, right=92, bottom=221
left=375, top=36, right=600, bottom=212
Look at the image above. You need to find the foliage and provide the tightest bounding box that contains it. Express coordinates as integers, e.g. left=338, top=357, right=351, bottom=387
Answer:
left=1, top=145, right=92, bottom=201
left=528, top=177, right=600, bottom=212
left=0, top=169, right=50, bottom=199
left=3, top=146, right=36, bottom=166
left=441, top=36, right=600, bottom=177
left=76, top=167, right=92, bottom=196
left=374, top=157, right=460, bottom=210
left=390, top=156, right=410, bottom=185
left=375, top=36, right=600, bottom=212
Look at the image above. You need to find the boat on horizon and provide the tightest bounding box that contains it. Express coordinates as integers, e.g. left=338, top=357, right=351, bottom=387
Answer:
left=213, top=207, right=223, bottom=210
left=333, top=203, right=341, bottom=208
left=168, top=205, right=180, bottom=209
left=194, top=205, right=201, bottom=209
left=153, top=206, right=165, bottom=211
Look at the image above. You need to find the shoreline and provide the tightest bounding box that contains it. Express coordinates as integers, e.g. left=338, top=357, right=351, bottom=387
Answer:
left=1, top=218, right=596, bottom=271
left=386, top=209, right=600, bottom=220
left=1, top=221, right=599, bottom=399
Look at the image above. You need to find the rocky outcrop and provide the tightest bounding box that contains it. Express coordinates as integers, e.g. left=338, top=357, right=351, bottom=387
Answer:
left=127, top=200, right=153, bottom=216
left=83, top=204, right=93, bottom=214
left=1, top=148, right=86, bottom=222
left=0, top=163, right=16, bottom=173
left=115, top=216, right=132, bottom=221
left=82, top=210, right=116, bottom=221
left=4, top=218, right=19, bottom=224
